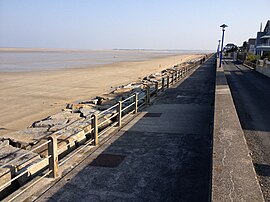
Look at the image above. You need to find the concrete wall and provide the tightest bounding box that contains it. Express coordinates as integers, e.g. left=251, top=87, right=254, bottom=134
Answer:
left=212, top=59, right=264, bottom=201
left=256, top=66, right=270, bottom=78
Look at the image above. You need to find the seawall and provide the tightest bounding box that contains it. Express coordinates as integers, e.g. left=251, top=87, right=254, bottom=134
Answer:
left=212, top=58, right=264, bottom=201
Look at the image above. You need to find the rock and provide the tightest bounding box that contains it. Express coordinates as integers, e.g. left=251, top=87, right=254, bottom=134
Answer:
left=113, top=88, right=133, bottom=94
left=0, top=139, right=9, bottom=147
left=79, top=107, right=99, bottom=117
left=99, top=99, right=118, bottom=106
left=0, top=127, right=51, bottom=148
left=33, top=118, right=68, bottom=128
left=89, top=99, right=99, bottom=105
left=0, top=144, right=41, bottom=187
left=50, top=111, right=81, bottom=121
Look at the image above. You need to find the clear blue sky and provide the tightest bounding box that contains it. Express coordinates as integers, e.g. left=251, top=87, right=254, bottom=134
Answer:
left=0, top=0, right=269, bottom=50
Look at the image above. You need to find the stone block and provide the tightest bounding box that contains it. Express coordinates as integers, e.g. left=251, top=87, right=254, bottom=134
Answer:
left=0, top=128, right=51, bottom=148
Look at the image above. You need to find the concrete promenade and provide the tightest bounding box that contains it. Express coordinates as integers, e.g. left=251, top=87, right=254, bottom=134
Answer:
left=34, top=57, right=216, bottom=201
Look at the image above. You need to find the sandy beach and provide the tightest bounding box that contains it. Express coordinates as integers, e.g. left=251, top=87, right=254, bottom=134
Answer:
left=0, top=54, right=203, bottom=136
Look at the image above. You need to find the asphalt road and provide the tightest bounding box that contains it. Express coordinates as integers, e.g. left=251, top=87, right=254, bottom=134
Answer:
left=223, top=60, right=270, bottom=201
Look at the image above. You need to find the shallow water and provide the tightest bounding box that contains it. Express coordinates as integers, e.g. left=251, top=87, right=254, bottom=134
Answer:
left=0, top=49, right=206, bottom=72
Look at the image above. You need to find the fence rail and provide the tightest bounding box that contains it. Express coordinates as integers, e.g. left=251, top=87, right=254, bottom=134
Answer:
left=0, top=57, right=207, bottom=200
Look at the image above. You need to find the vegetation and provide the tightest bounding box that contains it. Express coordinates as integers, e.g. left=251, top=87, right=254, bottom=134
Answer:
left=246, top=53, right=258, bottom=64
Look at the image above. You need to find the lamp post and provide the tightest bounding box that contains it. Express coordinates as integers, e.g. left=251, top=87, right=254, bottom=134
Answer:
left=217, top=40, right=221, bottom=58
left=219, top=24, right=228, bottom=67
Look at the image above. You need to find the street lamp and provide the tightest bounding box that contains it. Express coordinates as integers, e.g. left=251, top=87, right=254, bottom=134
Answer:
left=219, top=24, right=228, bottom=67
left=217, top=40, right=221, bottom=58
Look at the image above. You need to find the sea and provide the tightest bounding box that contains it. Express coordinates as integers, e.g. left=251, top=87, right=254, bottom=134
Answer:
left=0, top=49, right=210, bottom=72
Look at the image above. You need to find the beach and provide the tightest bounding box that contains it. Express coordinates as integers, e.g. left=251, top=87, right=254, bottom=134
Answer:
left=0, top=53, right=203, bottom=136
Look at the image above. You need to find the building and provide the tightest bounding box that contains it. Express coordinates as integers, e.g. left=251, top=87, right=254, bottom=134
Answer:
left=224, top=43, right=237, bottom=52
left=255, top=20, right=270, bottom=56
left=247, top=38, right=256, bottom=54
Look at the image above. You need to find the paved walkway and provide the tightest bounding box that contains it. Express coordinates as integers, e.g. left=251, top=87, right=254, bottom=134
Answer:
left=36, top=57, right=216, bottom=202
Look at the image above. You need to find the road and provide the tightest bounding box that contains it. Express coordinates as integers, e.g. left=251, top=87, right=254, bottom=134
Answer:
left=223, top=60, right=270, bottom=201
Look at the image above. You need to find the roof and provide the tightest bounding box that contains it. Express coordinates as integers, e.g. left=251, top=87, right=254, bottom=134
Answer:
left=263, top=20, right=270, bottom=34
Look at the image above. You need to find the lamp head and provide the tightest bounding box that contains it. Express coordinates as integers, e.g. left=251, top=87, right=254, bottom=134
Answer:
left=220, top=24, right=228, bottom=31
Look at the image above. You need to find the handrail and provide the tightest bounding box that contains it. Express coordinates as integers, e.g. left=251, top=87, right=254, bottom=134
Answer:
left=0, top=140, right=51, bottom=169
left=0, top=154, right=51, bottom=191
left=97, top=103, right=118, bottom=117
left=122, top=102, right=135, bottom=112
left=122, top=94, right=135, bottom=103
left=97, top=112, right=119, bottom=127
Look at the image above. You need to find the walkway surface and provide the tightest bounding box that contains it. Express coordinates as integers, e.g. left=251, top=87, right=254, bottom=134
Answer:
left=36, top=57, right=216, bottom=201
left=223, top=60, right=270, bottom=201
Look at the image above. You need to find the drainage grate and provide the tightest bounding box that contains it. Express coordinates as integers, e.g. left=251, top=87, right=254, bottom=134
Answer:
left=90, top=154, right=126, bottom=168
left=144, top=113, right=162, bottom=117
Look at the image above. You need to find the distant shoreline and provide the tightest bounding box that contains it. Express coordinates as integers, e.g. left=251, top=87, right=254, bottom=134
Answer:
left=0, top=47, right=214, bottom=53
left=0, top=49, right=209, bottom=72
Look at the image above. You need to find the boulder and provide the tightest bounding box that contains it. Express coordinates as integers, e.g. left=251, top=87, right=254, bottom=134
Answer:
left=0, top=143, right=41, bottom=187
left=0, top=128, right=51, bottom=148
left=33, top=118, right=68, bottom=128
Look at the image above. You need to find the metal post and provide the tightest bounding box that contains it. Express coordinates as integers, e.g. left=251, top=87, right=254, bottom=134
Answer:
left=219, top=24, right=228, bottom=67
left=219, top=29, right=225, bottom=67
left=171, top=73, right=174, bottom=85
left=117, top=101, right=122, bottom=127
left=134, top=93, right=138, bottom=114
left=161, top=77, right=165, bottom=91
left=155, top=81, right=158, bottom=96
left=166, top=75, right=170, bottom=88
left=48, top=135, right=59, bottom=178
left=91, top=114, right=98, bottom=145
left=146, top=85, right=150, bottom=104
left=217, top=40, right=221, bottom=58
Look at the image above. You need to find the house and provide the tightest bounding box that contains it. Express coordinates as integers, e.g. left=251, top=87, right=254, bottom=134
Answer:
left=247, top=38, right=256, bottom=54
left=224, top=43, right=237, bottom=52
left=255, top=20, right=270, bottom=56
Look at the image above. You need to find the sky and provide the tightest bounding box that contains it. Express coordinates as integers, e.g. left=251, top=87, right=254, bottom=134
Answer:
left=0, top=0, right=269, bottom=50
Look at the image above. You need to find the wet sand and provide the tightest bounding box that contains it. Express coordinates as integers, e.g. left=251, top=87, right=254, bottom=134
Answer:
left=0, top=54, right=203, bottom=136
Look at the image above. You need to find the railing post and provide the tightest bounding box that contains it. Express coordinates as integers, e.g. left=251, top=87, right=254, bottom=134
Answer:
left=146, top=85, right=150, bottom=104
left=174, top=71, right=177, bottom=81
left=166, top=75, right=170, bottom=88
left=48, top=134, right=59, bottom=178
left=155, top=81, right=158, bottom=96
left=134, top=93, right=138, bottom=114
left=91, top=114, right=98, bottom=146
left=161, top=77, right=165, bottom=91
left=117, top=101, right=122, bottom=127
left=171, top=73, right=174, bottom=85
